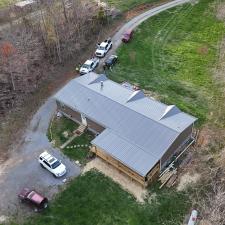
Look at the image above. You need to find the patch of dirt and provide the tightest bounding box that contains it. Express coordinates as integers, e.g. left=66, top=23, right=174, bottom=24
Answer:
left=199, top=220, right=212, bottom=225
left=216, top=1, right=225, bottom=21
left=83, top=157, right=148, bottom=202
left=128, top=51, right=136, bottom=62
left=125, top=0, right=170, bottom=20
left=197, top=46, right=208, bottom=55
left=196, top=127, right=214, bottom=148
left=215, top=147, right=225, bottom=167
left=177, top=172, right=201, bottom=191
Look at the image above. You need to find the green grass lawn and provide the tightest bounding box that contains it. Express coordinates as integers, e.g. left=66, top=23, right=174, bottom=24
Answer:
left=47, top=116, right=79, bottom=147
left=48, top=116, right=94, bottom=164
left=19, top=171, right=190, bottom=225
left=0, top=0, right=16, bottom=8
left=106, top=0, right=158, bottom=11
left=109, top=0, right=225, bottom=125
left=63, top=131, right=95, bottom=164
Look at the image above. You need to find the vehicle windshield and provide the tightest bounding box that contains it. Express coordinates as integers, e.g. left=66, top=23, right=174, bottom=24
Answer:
left=99, top=46, right=105, bottom=50
left=82, top=64, right=90, bottom=69
left=51, top=160, right=61, bottom=169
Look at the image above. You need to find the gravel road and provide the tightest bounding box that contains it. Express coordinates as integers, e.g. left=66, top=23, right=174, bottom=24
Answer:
left=0, top=0, right=191, bottom=221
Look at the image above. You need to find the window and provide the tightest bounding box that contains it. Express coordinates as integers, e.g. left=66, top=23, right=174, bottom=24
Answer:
left=43, top=161, right=50, bottom=168
left=51, top=160, right=61, bottom=169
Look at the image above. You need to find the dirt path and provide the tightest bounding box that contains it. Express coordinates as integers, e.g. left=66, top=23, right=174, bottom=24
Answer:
left=0, top=0, right=192, bottom=221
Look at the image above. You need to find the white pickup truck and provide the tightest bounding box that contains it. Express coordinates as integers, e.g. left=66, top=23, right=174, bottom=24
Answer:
left=95, top=38, right=113, bottom=58
left=79, top=58, right=100, bottom=75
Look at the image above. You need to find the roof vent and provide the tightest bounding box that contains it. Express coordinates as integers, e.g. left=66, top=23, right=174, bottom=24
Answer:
left=101, top=81, right=103, bottom=88
left=160, top=105, right=181, bottom=120
left=126, top=90, right=145, bottom=103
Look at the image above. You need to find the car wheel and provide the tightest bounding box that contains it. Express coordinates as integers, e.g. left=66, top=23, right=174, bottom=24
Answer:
left=40, top=163, right=45, bottom=169
left=53, top=173, right=57, bottom=178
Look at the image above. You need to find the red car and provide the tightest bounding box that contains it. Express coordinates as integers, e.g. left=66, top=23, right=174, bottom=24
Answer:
left=18, top=188, right=48, bottom=212
left=122, top=29, right=133, bottom=43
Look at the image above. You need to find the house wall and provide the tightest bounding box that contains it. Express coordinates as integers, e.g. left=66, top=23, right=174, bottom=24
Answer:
left=86, top=118, right=105, bottom=134
left=91, top=146, right=160, bottom=187
left=160, top=124, right=193, bottom=169
left=56, top=101, right=82, bottom=123
left=56, top=100, right=105, bottom=134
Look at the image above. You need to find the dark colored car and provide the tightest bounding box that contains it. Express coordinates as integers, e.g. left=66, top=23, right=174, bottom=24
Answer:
left=122, top=29, right=133, bottom=43
left=104, top=55, right=118, bottom=69
left=18, top=188, right=48, bottom=212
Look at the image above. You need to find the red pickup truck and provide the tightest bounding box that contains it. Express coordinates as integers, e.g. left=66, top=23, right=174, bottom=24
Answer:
left=122, top=29, right=133, bottom=43
left=18, top=188, right=48, bottom=212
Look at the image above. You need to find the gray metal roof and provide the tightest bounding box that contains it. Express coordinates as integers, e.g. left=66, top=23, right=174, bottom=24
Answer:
left=92, top=129, right=158, bottom=176
left=54, top=72, right=197, bottom=176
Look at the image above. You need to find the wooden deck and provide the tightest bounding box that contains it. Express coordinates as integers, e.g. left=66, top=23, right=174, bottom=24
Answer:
left=91, top=146, right=160, bottom=187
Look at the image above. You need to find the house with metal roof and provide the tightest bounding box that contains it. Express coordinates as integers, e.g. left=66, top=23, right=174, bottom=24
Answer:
left=54, top=72, right=197, bottom=186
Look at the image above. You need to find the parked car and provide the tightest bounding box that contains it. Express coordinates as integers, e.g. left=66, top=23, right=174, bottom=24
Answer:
left=122, top=29, right=133, bottom=43
left=18, top=188, right=48, bottom=212
left=79, top=57, right=100, bottom=75
left=104, top=55, right=118, bottom=69
left=39, top=151, right=66, bottom=177
left=95, top=38, right=112, bottom=57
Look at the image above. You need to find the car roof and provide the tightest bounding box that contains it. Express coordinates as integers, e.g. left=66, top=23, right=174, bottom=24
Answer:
left=109, top=55, right=117, bottom=59
left=84, top=60, right=93, bottom=65
left=100, top=42, right=108, bottom=47
left=40, top=151, right=57, bottom=164
left=124, top=29, right=132, bottom=35
left=27, top=191, right=45, bottom=204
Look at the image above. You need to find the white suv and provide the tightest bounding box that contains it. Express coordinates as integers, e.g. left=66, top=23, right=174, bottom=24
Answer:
left=95, top=38, right=112, bottom=57
left=39, top=151, right=66, bottom=177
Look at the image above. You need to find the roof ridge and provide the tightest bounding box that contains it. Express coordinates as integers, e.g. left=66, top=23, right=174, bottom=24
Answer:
left=75, top=79, right=181, bottom=133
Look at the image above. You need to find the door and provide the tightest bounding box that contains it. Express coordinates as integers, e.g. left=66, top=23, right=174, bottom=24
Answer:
left=81, top=114, right=87, bottom=126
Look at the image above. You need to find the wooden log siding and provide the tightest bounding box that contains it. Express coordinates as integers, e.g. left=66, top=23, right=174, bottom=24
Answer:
left=146, top=162, right=160, bottom=185
left=91, top=146, right=160, bottom=186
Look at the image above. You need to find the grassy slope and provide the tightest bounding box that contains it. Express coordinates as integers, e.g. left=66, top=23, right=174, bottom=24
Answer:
left=106, top=0, right=158, bottom=12
left=21, top=171, right=189, bottom=225
left=109, top=0, right=225, bottom=125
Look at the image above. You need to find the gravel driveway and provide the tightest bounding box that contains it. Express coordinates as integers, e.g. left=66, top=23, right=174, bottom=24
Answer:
left=0, top=98, right=80, bottom=220
left=0, top=0, right=191, bottom=221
